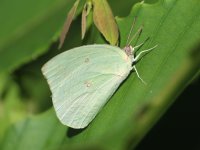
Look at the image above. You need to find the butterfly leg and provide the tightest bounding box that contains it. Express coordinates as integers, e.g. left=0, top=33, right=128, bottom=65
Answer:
left=132, top=45, right=157, bottom=84
left=134, top=45, right=157, bottom=62
left=132, top=65, right=146, bottom=85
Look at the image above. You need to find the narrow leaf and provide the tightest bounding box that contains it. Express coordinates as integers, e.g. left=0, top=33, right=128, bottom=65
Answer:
left=81, top=1, right=92, bottom=39
left=81, top=4, right=87, bottom=39
left=58, top=0, right=80, bottom=49
left=92, top=0, right=119, bottom=45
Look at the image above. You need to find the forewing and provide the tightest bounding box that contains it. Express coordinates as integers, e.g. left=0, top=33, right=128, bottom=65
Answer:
left=42, top=45, right=132, bottom=128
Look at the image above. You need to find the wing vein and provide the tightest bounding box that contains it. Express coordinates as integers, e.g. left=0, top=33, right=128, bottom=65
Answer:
left=59, top=92, right=89, bottom=120
left=79, top=76, right=119, bottom=127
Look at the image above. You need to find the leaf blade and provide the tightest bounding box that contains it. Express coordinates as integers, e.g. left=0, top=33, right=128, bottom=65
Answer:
left=92, top=0, right=119, bottom=45
left=0, top=0, right=77, bottom=74
left=58, top=0, right=80, bottom=49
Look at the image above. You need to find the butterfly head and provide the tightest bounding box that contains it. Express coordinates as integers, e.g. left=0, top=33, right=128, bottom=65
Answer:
left=123, top=45, right=134, bottom=57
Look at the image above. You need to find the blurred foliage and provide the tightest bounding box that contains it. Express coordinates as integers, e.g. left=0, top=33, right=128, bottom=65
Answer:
left=0, top=0, right=200, bottom=150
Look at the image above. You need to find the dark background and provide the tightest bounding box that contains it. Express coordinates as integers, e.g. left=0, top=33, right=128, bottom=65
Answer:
left=136, top=77, right=200, bottom=150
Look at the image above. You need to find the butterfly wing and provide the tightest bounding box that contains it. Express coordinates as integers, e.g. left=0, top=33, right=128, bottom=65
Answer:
left=42, top=44, right=132, bottom=128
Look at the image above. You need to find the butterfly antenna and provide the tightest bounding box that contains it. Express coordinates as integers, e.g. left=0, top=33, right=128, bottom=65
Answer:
left=128, top=25, right=143, bottom=46
left=126, top=17, right=137, bottom=46
left=134, top=25, right=144, bottom=46
left=144, top=36, right=150, bottom=43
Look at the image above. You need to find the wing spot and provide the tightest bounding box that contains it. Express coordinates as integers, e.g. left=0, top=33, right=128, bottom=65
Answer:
left=84, top=81, right=92, bottom=87
left=84, top=58, right=89, bottom=63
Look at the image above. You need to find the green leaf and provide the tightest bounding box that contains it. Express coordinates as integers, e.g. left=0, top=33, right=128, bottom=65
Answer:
left=0, top=80, right=27, bottom=142
left=0, top=0, right=76, bottom=74
left=1, top=0, right=200, bottom=150
left=92, top=0, right=119, bottom=45
left=0, top=73, right=9, bottom=95
left=1, top=110, right=66, bottom=150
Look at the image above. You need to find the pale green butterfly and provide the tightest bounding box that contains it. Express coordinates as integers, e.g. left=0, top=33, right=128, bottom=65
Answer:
left=42, top=22, right=157, bottom=129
